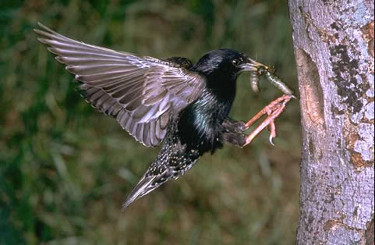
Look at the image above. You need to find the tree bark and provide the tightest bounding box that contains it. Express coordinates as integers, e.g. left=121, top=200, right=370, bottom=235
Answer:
left=288, top=0, right=374, bottom=244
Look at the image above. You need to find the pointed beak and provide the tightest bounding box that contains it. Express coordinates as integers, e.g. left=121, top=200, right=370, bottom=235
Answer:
left=239, top=57, right=259, bottom=72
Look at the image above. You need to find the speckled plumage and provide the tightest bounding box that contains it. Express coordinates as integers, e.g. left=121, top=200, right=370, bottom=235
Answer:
left=34, top=23, right=260, bottom=210
left=122, top=58, right=250, bottom=208
left=123, top=90, right=247, bottom=208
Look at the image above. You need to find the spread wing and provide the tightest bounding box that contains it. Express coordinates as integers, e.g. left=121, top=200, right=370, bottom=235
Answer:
left=34, top=23, right=205, bottom=147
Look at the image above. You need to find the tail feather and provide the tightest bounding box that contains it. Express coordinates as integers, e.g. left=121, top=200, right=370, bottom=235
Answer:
left=121, top=145, right=200, bottom=210
left=122, top=175, right=156, bottom=210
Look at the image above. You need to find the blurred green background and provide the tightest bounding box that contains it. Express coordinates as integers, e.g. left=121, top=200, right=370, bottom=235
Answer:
left=0, top=0, right=301, bottom=244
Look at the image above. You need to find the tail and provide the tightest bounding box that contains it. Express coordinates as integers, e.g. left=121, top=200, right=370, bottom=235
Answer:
left=122, top=146, right=200, bottom=210
left=122, top=169, right=171, bottom=210
left=122, top=175, right=156, bottom=210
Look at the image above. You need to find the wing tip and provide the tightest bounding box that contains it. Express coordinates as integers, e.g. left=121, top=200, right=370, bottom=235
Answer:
left=35, top=22, right=56, bottom=34
left=37, top=22, right=44, bottom=28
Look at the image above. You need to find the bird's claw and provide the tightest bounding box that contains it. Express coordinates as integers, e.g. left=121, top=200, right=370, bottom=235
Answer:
left=243, top=94, right=292, bottom=147
left=268, top=120, right=276, bottom=146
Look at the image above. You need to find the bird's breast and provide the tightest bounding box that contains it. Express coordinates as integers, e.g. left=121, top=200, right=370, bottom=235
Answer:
left=177, top=89, right=234, bottom=152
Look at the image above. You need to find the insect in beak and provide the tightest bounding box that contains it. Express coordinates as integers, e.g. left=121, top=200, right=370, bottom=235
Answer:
left=246, top=59, right=295, bottom=97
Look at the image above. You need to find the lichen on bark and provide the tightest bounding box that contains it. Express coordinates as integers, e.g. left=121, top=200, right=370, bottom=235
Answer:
left=288, top=0, right=374, bottom=244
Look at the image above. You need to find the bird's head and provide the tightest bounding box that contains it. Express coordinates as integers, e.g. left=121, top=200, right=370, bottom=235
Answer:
left=192, top=49, right=257, bottom=80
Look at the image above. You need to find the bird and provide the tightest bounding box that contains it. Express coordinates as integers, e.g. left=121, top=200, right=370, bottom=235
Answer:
left=34, top=23, right=292, bottom=210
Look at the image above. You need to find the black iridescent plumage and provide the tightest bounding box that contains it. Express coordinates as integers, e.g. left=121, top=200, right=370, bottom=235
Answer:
left=34, top=23, right=261, bottom=209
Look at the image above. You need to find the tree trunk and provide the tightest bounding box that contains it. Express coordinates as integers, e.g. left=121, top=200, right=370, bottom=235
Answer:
left=288, top=0, right=374, bottom=244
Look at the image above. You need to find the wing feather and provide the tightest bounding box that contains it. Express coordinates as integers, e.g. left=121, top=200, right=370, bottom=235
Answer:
left=35, top=23, right=204, bottom=146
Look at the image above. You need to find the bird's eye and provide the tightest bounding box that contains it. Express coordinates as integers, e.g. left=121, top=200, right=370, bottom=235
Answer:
left=232, top=59, right=240, bottom=66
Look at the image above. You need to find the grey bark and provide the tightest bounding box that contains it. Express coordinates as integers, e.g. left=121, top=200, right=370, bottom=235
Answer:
left=288, top=0, right=374, bottom=244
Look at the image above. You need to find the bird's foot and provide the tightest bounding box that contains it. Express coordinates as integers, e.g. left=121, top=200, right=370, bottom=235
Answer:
left=243, top=94, right=293, bottom=146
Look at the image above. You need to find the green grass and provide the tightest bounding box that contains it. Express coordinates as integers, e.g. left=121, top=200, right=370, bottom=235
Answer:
left=0, top=0, right=301, bottom=244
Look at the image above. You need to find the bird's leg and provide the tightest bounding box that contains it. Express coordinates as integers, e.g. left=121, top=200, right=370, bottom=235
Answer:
left=243, top=94, right=293, bottom=146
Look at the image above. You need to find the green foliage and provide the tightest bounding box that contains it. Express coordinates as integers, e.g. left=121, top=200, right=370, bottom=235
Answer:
left=0, top=0, right=301, bottom=244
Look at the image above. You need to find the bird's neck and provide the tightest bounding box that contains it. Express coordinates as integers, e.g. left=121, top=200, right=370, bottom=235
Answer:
left=205, top=72, right=237, bottom=100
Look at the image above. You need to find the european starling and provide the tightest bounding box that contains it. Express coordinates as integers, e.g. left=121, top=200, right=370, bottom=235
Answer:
left=34, top=23, right=293, bottom=210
